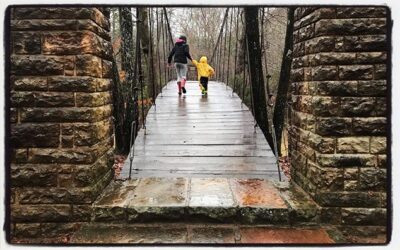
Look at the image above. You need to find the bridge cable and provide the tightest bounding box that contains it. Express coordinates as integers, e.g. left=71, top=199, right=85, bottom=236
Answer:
left=210, top=8, right=230, bottom=64
left=226, top=8, right=234, bottom=90
left=148, top=8, right=157, bottom=110
left=161, top=9, right=168, bottom=88
left=232, top=8, right=241, bottom=96
left=222, top=9, right=229, bottom=88
left=155, top=8, right=163, bottom=97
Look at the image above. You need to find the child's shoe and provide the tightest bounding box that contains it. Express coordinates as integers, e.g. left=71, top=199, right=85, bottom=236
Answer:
left=181, top=79, right=187, bottom=94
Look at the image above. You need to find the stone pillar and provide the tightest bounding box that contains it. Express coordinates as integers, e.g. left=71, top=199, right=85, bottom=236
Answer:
left=9, top=7, right=114, bottom=240
left=289, top=7, right=388, bottom=230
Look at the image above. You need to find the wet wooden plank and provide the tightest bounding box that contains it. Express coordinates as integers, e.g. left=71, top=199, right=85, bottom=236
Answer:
left=119, top=81, right=279, bottom=179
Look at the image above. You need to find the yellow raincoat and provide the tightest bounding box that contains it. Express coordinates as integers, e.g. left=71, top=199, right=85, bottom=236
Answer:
left=192, top=56, right=215, bottom=80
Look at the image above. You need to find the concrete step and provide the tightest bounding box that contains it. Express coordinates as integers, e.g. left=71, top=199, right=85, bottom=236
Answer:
left=91, top=177, right=320, bottom=225
left=70, top=223, right=343, bottom=244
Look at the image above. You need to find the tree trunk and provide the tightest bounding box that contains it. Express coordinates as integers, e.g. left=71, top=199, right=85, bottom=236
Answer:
left=118, top=7, right=137, bottom=154
left=244, top=7, right=274, bottom=150
left=273, top=8, right=295, bottom=156
left=137, top=8, right=156, bottom=102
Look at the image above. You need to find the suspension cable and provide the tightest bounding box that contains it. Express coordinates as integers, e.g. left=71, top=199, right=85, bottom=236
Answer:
left=163, top=7, right=174, bottom=47
left=232, top=8, right=240, bottom=95
left=161, top=9, right=168, bottom=87
left=155, top=8, right=163, bottom=97
left=226, top=8, right=233, bottom=89
left=148, top=8, right=156, bottom=107
left=263, top=8, right=271, bottom=96
left=210, top=8, right=230, bottom=64
left=241, top=11, right=246, bottom=108
left=222, top=9, right=229, bottom=87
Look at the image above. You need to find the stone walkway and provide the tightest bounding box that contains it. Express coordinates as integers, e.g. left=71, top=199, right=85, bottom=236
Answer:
left=71, top=223, right=339, bottom=244
left=70, top=177, right=343, bottom=244
left=75, top=177, right=328, bottom=227
left=119, top=81, right=282, bottom=180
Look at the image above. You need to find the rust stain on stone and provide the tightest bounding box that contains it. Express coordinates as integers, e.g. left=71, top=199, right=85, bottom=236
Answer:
left=230, top=179, right=287, bottom=208
left=240, top=227, right=335, bottom=244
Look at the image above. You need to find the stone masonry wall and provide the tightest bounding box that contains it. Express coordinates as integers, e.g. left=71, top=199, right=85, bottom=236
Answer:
left=9, top=7, right=114, bottom=240
left=289, top=7, right=388, bottom=229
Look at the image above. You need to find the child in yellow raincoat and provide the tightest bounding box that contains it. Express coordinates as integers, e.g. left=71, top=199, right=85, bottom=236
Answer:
left=192, top=56, right=215, bottom=95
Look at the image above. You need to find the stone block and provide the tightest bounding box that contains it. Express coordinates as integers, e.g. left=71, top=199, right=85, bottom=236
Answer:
left=359, top=168, right=386, bottom=191
left=76, top=55, right=102, bottom=77
left=336, top=7, right=387, bottom=18
left=341, top=208, right=386, bottom=225
left=74, top=120, right=112, bottom=146
left=358, top=80, right=386, bottom=96
left=42, top=31, right=111, bottom=59
left=320, top=207, right=341, bottom=224
left=11, top=19, right=79, bottom=31
left=19, top=106, right=112, bottom=122
left=294, top=8, right=336, bottom=30
left=312, top=96, right=340, bottom=116
left=356, top=52, right=386, bottom=64
left=10, top=108, right=18, bottom=123
left=353, top=117, right=386, bottom=135
left=12, top=32, right=41, bottom=54
left=375, top=97, right=387, bottom=116
left=58, top=174, right=74, bottom=187
left=10, top=91, right=35, bottom=107
left=11, top=164, right=58, bottom=187
left=293, top=42, right=305, bottom=57
left=75, top=92, right=112, bottom=107
left=36, top=92, right=75, bottom=107
left=11, top=204, right=71, bottom=222
left=316, top=81, right=358, bottom=96
left=309, top=52, right=356, bottom=66
left=305, top=36, right=336, bottom=54
left=61, top=135, right=74, bottom=148
left=102, top=59, right=113, bottom=78
left=340, top=97, right=376, bottom=116
left=13, top=8, right=109, bottom=29
left=339, top=65, right=374, bottom=80
left=337, top=137, right=370, bottom=153
left=14, top=149, right=28, bottom=163
left=341, top=35, right=387, bottom=52
left=316, top=153, right=376, bottom=168
left=18, top=186, right=95, bottom=204
left=344, top=180, right=358, bottom=191
left=315, top=18, right=386, bottom=36
left=377, top=155, right=387, bottom=168
left=11, top=123, right=60, bottom=148
left=374, top=64, right=386, bottom=80
left=344, top=168, right=359, bottom=180
left=48, top=76, right=111, bottom=92
left=290, top=68, right=304, bottom=82
left=307, top=162, right=344, bottom=191
left=312, top=65, right=337, bottom=81
left=72, top=205, right=92, bottom=222
left=315, top=191, right=382, bottom=207
left=296, top=24, right=315, bottom=42
left=305, top=132, right=335, bottom=154
left=27, top=148, right=95, bottom=164
left=12, top=77, right=48, bottom=91
left=370, top=137, right=386, bottom=153
left=316, top=117, right=352, bottom=136
left=11, top=55, right=65, bottom=76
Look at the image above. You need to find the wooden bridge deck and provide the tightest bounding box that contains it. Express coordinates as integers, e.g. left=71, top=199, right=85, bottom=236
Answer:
left=119, top=80, right=281, bottom=179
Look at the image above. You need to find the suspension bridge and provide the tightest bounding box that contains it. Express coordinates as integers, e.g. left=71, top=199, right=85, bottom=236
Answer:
left=115, top=7, right=284, bottom=181
left=119, top=80, right=282, bottom=179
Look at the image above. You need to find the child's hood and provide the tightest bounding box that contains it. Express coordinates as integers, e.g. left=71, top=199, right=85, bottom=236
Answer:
left=200, top=56, right=208, bottom=63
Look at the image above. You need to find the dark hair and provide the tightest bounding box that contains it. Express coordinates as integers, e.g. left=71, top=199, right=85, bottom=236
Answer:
left=179, top=35, right=187, bottom=42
